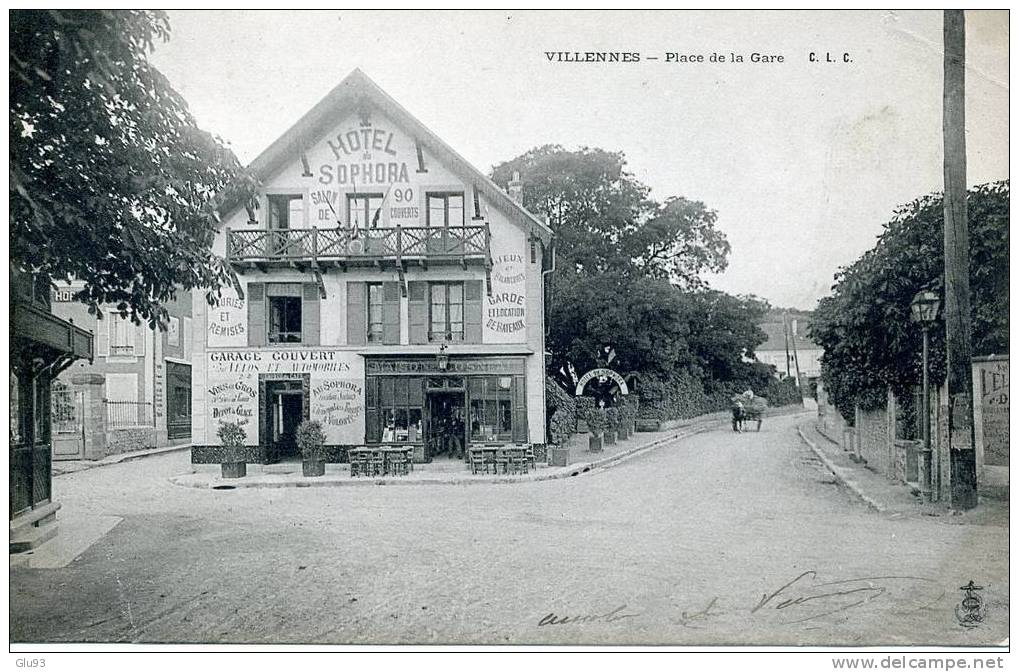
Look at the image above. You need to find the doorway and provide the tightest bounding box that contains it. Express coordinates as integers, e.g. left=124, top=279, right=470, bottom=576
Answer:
left=426, top=391, right=466, bottom=460
left=265, top=382, right=305, bottom=462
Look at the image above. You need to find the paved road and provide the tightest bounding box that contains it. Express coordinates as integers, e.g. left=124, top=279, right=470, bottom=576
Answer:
left=10, top=414, right=1008, bottom=645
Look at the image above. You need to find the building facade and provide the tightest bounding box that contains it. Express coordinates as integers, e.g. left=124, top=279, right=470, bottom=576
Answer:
left=755, top=317, right=822, bottom=383
left=191, top=70, right=552, bottom=465
left=49, top=285, right=194, bottom=460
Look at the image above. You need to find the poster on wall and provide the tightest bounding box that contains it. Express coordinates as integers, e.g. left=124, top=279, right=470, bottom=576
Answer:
left=207, top=287, right=247, bottom=348
left=206, top=349, right=365, bottom=445
left=484, top=251, right=528, bottom=343
left=205, top=372, right=258, bottom=445
left=973, top=357, right=1008, bottom=467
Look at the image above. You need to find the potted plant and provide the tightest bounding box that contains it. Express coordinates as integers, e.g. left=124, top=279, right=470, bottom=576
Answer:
left=587, top=407, right=605, bottom=453
left=297, top=420, right=328, bottom=477
left=217, top=421, right=247, bottom=479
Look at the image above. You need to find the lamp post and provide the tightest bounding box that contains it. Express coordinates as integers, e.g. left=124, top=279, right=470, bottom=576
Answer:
left=910, top=289, right=941, bottom=502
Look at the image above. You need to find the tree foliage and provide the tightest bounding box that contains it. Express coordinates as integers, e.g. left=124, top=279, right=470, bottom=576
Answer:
left=492, top=145, right=780, bottom=415
left=491, top=145, right=729, bottom=286
left=10, top=10, right=257, bottom=327
left=809, top=181, right=1009, bottom=420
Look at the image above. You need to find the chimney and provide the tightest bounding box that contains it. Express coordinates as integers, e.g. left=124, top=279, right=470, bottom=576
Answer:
left=508, top=170, right=523, bottom=204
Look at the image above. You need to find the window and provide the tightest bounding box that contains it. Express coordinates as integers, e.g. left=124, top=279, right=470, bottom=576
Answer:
left=429, top=282, right=464, bottom=342
left=366, top=283, right=384, bottom=343
left=267, top=194, right=303, bottom=229
left=347, top=192, right=384, bottom=229
left=377, top=377, right=424, bottom=444
left=426, top=192, right=464, bottom=228
left=268, top=296, right=302, bottom=343
left=109, top=316, right=135, bottom=356
left=469, top=376, right=514, bottom=442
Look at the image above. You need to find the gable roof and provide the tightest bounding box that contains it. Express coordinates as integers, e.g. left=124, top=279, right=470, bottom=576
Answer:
left=757, top=320, right=821, bottom=352
left=232, top=68, right=552, bottom=245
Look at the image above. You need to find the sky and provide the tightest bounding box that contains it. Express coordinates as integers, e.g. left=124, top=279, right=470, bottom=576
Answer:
left=149, top=10, right=1009, bottom=311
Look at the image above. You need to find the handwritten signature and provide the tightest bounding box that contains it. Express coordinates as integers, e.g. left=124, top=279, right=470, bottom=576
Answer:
left=537, top=604, right=640, bottom=626
left=752, top=571, right=939, bottom=624
left=672, top=596, right=721, bottom=628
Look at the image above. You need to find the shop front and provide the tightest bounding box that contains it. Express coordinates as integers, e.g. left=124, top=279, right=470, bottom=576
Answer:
left=365, top=356, right=528, bottom=461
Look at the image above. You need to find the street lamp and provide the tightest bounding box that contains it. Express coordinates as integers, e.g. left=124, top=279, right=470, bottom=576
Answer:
left=436, top=342, right=449, bottom=372
left=910, top=289, right=941, bottom=502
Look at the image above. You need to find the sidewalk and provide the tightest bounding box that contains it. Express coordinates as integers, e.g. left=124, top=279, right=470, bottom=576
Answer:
left=52, top=441, right=191, bottom=476
left=170, top=406, right=809, bottom=491
left=797, top=420, right=1007, bottom=524
left=172, top=419, right=724, bottom=491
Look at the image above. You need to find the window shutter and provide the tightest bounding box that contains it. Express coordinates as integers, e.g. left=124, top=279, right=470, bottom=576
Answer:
left=346, top=281, right=366, bottom=346
left=134, top=321, right=146, bottom=356
left=382, top=281, right=400, bottom=345
left=407, top=281, right=428, bottom=344
left=464, top=280, right=483, bottom=343
left=247, top=282, right=266, bottom=346
left=97, top=316, right=110, bottom=356
left=302, top=283, right=320, bottom=345
left=365, top=377, right=380, bottom=443
left=183, top=317, right=193, bottom=360
left=511, top=374, right=528, bottom=443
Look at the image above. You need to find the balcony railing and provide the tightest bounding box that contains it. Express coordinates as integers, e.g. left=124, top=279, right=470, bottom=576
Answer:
left=227, top=225, right=491, bottom=268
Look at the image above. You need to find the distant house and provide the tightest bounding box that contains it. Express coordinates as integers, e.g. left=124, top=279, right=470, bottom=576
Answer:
left=754, top=315, right=822, bottom=383
left=49, top=283, right=194, bottom=461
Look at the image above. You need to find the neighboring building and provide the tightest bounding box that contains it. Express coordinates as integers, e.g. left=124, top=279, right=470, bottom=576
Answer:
left=11, top=270, right=93, bottom=549
left=49, top=284, right=194, bottom=460
left=755, top=315, right=822, bottom=383
left=190, top=69, right=553, bottom=465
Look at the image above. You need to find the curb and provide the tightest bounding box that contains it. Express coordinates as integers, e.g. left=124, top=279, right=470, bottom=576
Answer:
left=796, top=424, right=886, bottom=512
left=54, top=443, right=192, bottom=476
left=170, top=419, right=729, bottom=491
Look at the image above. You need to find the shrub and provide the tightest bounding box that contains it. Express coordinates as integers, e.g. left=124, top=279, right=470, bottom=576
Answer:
left=296, top=420, right=327, bottom=461
left=216, top=421, right=246, bottom=448
left=605, top=407, right=619, bottom=431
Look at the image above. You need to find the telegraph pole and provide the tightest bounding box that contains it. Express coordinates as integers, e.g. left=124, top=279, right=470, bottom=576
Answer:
left=942, top=9, right=977, bottom=509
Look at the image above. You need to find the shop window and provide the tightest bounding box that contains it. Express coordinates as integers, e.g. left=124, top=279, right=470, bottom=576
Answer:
left=366, top=283, right=384, bottom=343
left=429, top=282, right=464, bottom=342
left=347, top=192, right=384, bottom=229
left=426, top=192, right=464, bottom=228
left=469, top=376, right=514, bottom=443
left=377, top=377, right=424, bottom=444
left=268, top=296, right=302, bottom=343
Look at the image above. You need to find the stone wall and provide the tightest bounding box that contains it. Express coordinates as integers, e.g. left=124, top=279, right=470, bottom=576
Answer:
left=105, top=426, right=157, bottom=457
left=855, top=404, right=891, bottom=477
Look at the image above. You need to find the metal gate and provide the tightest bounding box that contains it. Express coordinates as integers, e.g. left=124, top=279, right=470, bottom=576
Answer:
left=51, top=382, right=85, bottom=460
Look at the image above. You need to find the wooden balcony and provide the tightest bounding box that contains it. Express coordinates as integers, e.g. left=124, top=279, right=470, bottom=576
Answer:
left=226, top=225, right=492, bottom=272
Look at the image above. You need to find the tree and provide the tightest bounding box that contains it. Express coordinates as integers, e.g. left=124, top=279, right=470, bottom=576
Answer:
left=491, top=145, right=729, bottom=286
left=809, top=181, right=1009, bottom=421
left=491, top=144, right=769, bottom=412
left=10, top=10, right=257, bottom=327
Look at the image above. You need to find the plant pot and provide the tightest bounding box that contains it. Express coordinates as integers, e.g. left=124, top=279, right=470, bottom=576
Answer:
left=604, top=431, right=617, bottom=445
left=302, top=460, right=326, bottom=477
left=221, top=461, right=246, bottom=479
left=588, top=433, right=604, bottom=453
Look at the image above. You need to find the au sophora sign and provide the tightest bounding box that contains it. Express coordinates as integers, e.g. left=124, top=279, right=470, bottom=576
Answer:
left=575, top=368, right=629, bottom=396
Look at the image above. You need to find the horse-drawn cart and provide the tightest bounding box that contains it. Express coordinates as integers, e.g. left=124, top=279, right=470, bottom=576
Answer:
left=731, top=394, right=767, bottom=432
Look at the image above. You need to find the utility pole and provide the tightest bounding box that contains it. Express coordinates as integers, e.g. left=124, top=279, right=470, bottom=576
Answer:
left=789, top=317, right=803, bottom=393
left=782, top=312, right=792, bottom=379
left=942, top=9, right=977, bottom=509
